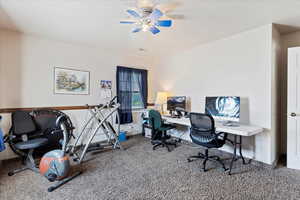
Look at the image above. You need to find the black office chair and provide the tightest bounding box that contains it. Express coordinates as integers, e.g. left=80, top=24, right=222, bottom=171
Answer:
left=7, top=111, right=49, bottom=175
left=187, top=112, right=227, bottom=172
left=148, top=109, right=178, bottom=152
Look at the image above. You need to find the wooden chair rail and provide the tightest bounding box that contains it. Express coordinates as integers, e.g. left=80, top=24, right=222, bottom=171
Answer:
left=0, top=105, right=97, bottom=114
left=0, top=103, right=155, bottom=114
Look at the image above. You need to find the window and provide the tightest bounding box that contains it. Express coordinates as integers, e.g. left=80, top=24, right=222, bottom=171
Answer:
left=131, top=72, right=144, bottom=109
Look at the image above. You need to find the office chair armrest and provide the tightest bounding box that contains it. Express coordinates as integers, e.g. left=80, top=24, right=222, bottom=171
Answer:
left=215, top=132, right=227, bottom=140
left=3, top=134, right=14, bottom=143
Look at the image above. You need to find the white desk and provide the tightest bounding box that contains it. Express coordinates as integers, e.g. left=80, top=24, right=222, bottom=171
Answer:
left=162, top=115, right=264, bottom=175
left=162, top=116, right=263, bottom=137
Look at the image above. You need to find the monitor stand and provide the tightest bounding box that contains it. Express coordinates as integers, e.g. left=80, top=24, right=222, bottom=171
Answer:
left=222, top=121, right=240, bottom=127
left=169, top=110, right=182, bottom=118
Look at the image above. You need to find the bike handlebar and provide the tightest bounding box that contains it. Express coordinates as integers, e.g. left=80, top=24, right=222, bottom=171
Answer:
left=85, top=96, right=118, bottom=109
left=110, top=96, right=117, bottom=103
left=109, top=96, right=117, bottom=107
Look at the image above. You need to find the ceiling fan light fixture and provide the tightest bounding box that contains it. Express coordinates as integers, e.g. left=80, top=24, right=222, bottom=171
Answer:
left=120, top=4, right=174, bottom=35
left=142, top=24, right=149, bottom=32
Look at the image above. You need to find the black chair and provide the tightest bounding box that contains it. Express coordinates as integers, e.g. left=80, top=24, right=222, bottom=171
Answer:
left=187, top=113, right=227, bottom=172
left=148, top=109, right=178, bottom=152
left=7, top=111, right=49, bottom=175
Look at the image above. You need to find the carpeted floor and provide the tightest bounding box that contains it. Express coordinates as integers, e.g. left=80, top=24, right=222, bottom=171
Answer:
left=1, top=135, right=300, bottom=200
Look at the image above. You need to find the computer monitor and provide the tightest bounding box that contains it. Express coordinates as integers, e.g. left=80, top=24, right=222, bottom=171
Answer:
left=167, top=96, right=186, bottom=111
left=205, top=96, right=240, bottom=123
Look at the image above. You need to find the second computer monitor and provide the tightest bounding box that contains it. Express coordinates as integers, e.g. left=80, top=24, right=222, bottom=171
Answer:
left=167, top=96, right=186, bottom=111
left=205, top=96, right=240, bottom=122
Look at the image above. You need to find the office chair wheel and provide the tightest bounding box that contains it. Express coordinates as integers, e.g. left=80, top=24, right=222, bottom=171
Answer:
left=222, top=168, right=229, bottom=172
left=187, top=158, right=193, bottom=162
left=8, top=172, right=14, bottom=176
left=201, top=168, right=208, bottom=172
left=166, top=146, right=171, bottom=152
left=48, top=187, right=55, bottom=192
left=220, top=164, right=228, bottom=172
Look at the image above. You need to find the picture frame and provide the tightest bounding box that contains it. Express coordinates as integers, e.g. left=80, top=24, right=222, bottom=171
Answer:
left=100, top=80, right=112, bottom=89
left=54, top=67, right=90, bottom=95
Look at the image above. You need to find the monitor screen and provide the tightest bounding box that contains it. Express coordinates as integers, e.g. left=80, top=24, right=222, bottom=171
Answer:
left=167, top=96, right=186, bottom=111
left=205, top=96, right=240, bottom=122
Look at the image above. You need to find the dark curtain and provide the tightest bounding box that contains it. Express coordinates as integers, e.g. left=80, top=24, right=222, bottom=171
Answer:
left=116, top=66, right=148, bottom=124
left=117, top=66, right=133, bottom=124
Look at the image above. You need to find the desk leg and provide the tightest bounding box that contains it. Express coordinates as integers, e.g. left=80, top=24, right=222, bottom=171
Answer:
left=228, top=135, right=237, bottom=175
left=238, top=136, right=251, bottom=165
left=229, top=136, right=251, bottom=175
left=239, top=136, right=246, bottom=164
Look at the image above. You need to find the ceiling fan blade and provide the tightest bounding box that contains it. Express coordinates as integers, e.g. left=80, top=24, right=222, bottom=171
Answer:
left=132, top=27, right=142, bottom=33
left=120, top=20, right=136, bottom=24
left=156, top=20, right=172, bottom=27
left=149, top=9, right=163, bottom=21
left=127, top=9, right=141, bottom=18
left=148, top=26, right=160, bottom=35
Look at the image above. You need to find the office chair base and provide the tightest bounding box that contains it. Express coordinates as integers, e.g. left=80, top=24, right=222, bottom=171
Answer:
left=187, top=152, right=206, bottom=162
left=187, top=149, right=227, bottom=172
left=152, top=140, right=177, bottom=152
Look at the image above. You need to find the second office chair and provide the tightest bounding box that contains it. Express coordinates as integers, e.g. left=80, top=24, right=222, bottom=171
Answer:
left=148, top=109, right=178, bottom=152
left=187, top=112, right=227, bottom=172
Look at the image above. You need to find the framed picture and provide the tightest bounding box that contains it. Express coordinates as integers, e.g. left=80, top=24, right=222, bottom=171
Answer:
left=54, top=67, right=90, bottom=95
left=100, top=80, right=112, bottom=89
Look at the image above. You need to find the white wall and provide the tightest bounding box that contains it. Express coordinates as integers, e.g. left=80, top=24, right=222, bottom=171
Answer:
left=0, top=29, right=157, bottom=108
left=152, top=24, right=276, bottom=164
left=0, top=29, right=154, bottom=159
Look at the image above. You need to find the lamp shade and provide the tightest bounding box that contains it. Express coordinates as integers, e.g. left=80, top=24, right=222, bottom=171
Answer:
left=155, top=92, right=169, bottom=105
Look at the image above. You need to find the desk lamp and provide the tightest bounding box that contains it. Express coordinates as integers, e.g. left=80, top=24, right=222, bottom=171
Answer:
left=155, top=92, right=169, bottom=114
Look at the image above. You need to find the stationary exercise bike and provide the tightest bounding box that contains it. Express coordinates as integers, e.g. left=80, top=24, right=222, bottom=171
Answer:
left=4, top=109, right=81, bottom=192
left=39, top=114, right=82, bottom=192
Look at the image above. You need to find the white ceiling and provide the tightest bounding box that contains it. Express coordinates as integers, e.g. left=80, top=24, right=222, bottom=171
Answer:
left=1, top=0, right=300, bottom=55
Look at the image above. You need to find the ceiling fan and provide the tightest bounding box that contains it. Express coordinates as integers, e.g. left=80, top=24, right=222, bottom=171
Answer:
left=120, top=1, right=181, bottom=35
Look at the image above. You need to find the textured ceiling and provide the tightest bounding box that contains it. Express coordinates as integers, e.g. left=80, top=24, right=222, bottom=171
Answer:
left=1, top=0, right=300, bottom=55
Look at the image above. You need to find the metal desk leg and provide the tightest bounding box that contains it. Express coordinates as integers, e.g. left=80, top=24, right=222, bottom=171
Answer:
left=239, top=136, right=251, bottom=165
left=239, top=136, right=246, bottom=164
left=229, top=135, right=237, bottom=175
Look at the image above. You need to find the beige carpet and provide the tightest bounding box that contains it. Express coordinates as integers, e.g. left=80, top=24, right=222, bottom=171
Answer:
left=1, top=135, right=300, bottom=200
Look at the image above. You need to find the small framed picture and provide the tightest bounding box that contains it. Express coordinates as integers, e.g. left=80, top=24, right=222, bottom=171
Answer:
left=54, top=67, right=90, bottom=95
left=100, top=80, right=112, bottom=89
